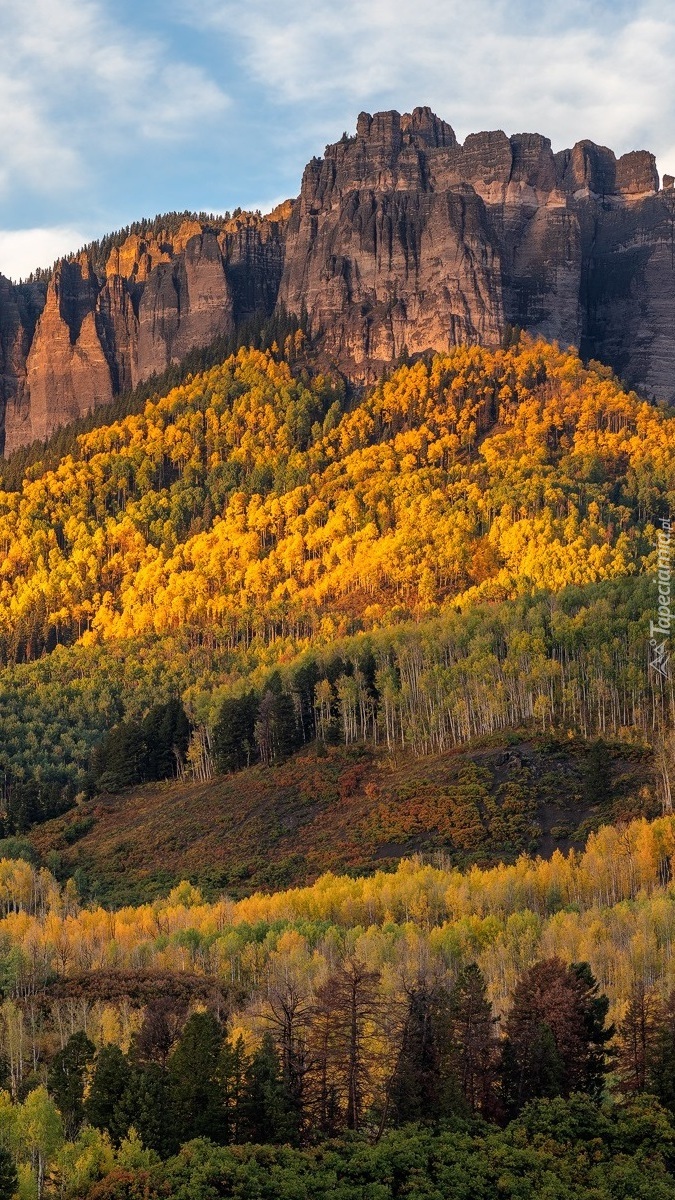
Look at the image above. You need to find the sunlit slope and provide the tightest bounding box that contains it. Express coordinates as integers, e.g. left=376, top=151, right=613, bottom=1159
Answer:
left=0, top=338, right=672, bottom=662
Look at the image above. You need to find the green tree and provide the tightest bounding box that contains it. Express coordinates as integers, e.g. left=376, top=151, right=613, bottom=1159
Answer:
left=240, top=1031, right=296, bottom=1144
left=167, top=1011, right=226, bottom=1146
left=213, top=692, right=259, bottom=772
left=85, top=1045, right=132, bottom=1145
left=389, top=978, right=451, bottom=1125
left=16, top=1086, right=63, bottom=1200
left=117, top=1064, right=173, bottom=1159
left=142, top=699, right=190, bottom=781
left=0, top=1147, right=17, bottom=1200
left=650, top=989, right=675, bottom=1113
left=47, top=1030, right=95, bottom=1137
left=92, top=722, right=145, bottom=792
left=448, top=963, right=500, bottom=1116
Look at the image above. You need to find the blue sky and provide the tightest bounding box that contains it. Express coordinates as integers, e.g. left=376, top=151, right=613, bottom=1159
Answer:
left=1, top=0, right=674, bottom=280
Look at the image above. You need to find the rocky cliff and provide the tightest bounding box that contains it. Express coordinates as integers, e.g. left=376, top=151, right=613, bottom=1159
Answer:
left=0, top=209, right=287, bottom=452
left=1, top=109, right=674, bottom=451
left=279, top=108, right=673, bottom=391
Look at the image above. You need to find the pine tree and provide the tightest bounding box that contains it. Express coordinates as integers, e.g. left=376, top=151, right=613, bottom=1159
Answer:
left=142, top=699, right=190, bottom=780
left=570, top=962, right=614, bottom=1098
left=214, top=692, right=259, bottom=771
left=448, top=963, right=500, bottom=1116
left=0, top=1148, right=17, bottom=1200
left=501, top=958, right=612, bottom=1114
left=117, top=1063, right=174, bottom=1158
left=649, top=988, right=675, bottom=1112
left=241, top=1031, right=296, bottom=1144
left=218, top=1035, right=248, bottom=1144
left=85, top=1044, right=132, bottom=1145
left=167, top=1011, right=227, bottom=1144
left=389, top=979, right=450, bottom=1125
left=92, top=721, right=145, bottom=791
left=47, top=1030, right=95, bottom=1138
left=616, top=979, right=663, bottom=1093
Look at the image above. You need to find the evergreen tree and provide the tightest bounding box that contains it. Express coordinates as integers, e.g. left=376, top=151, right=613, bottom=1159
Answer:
left=241, top=1031, right=296, bottom=1144
left=389, top=979, right=451, bottom=1125
left=213, top=692, right=259, bottom=771
left=649, top=988, right=675, bottom=1112
left=84, top=1044, right=132, bottom=1145
left=0, top=1148, right=17, bottom=1200
left=290, top=660, right=319, bottom=743
left=142, top=699, right=190, bottom=781
left=47, top=1030, right=95, bottom=1137
left=448, top=963, right=500, bottom=1116
left=92, top=721, right=145, bottom=792
left=167, top=1011, right=227, bottom=1145
left=117, top=1063, right=174, bottom=1158
left=570, top=961, right=615, bottom=1098
left=501, top=958, right=612, bottom=1114
left=218, top=1035, right=249, bottom=1144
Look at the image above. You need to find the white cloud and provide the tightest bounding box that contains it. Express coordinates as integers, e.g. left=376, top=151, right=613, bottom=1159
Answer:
left=180, top=0, right=675, bottom=173
left=0, top=226, right=89, bottom=281
left=0, top=0, right=229, bottom=200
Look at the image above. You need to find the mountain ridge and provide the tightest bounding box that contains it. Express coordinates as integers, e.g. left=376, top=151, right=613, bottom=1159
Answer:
left=2, top=106, right=675, bottom=452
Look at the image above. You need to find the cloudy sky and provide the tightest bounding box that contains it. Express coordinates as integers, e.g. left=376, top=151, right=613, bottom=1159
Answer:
left=1, top=0, right=674, bottom=279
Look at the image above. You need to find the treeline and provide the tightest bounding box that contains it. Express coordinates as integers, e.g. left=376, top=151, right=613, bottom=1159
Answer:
left=8, top=955, right=675, bottom=1196
left=205, top=575, right=671, bottom=774
left=2, top=958, right=613, bottom=1151
left=4, top=816, right=675, bottom=1190
left=90, top=699, right=190, bottom=792
left=85, top=576, right=675, bottom=800
left=72, top=959, right=615, bottom=1143
left=3, top=1095, right=675, bottom=1200
left=3, top=816, right=675, bottom=1076
left=2, top=571, right=667, bottom=818
left=20, top=207, right=275, bottom=285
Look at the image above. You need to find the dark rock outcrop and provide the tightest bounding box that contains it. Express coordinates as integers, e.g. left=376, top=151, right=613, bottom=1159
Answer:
left=1, top=108, right=674, bottom=451
left=278, top=109, right=673, bottom=389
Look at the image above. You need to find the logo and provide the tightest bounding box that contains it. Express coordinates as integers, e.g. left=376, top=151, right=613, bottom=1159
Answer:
left=650, top=637, right=670, bottom=679
left=650, top=518, right=672, bottom=681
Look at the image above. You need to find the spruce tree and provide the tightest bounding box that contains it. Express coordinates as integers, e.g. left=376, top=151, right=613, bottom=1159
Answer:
left=84, top=1044, right=132, bottom=1145
left=47, top=1030, right=95, bottom=1138
left=389, top=981, right=450, bottom=1125
left=167, top=1011, right=227, bottom=1144
left=142, top=699, right=190, bottom=780
left=0, top=1148, right=17, bottom=1200
left=214, top=692, right=259, bottom=771
left=241, top=1031, right=296, bottom=1144
left=448, top=963, right=500, bottom=1116
left=501, top=958, right=612, bottom=1114
left=650, top=988, right=675, bottom=1112
left=117, top=1063, right=174, bottom=1157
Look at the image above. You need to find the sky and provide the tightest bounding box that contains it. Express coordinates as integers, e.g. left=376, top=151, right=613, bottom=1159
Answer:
left=1, top=0, right=675, bottom=280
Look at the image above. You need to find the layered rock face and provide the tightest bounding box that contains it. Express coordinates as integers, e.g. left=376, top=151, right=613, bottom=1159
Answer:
left=0, top=211, right=287, bottom=452
left=1, top=108, right=674, bottom=452
left=279, top=108, right=672, bottom=389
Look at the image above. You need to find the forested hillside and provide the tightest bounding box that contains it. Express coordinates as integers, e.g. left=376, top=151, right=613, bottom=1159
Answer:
left=0, top=337, right=672, bottom=846
left=1, top=338, right=672, bottom=663
left=2, top=820, right=675, bottom=1194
